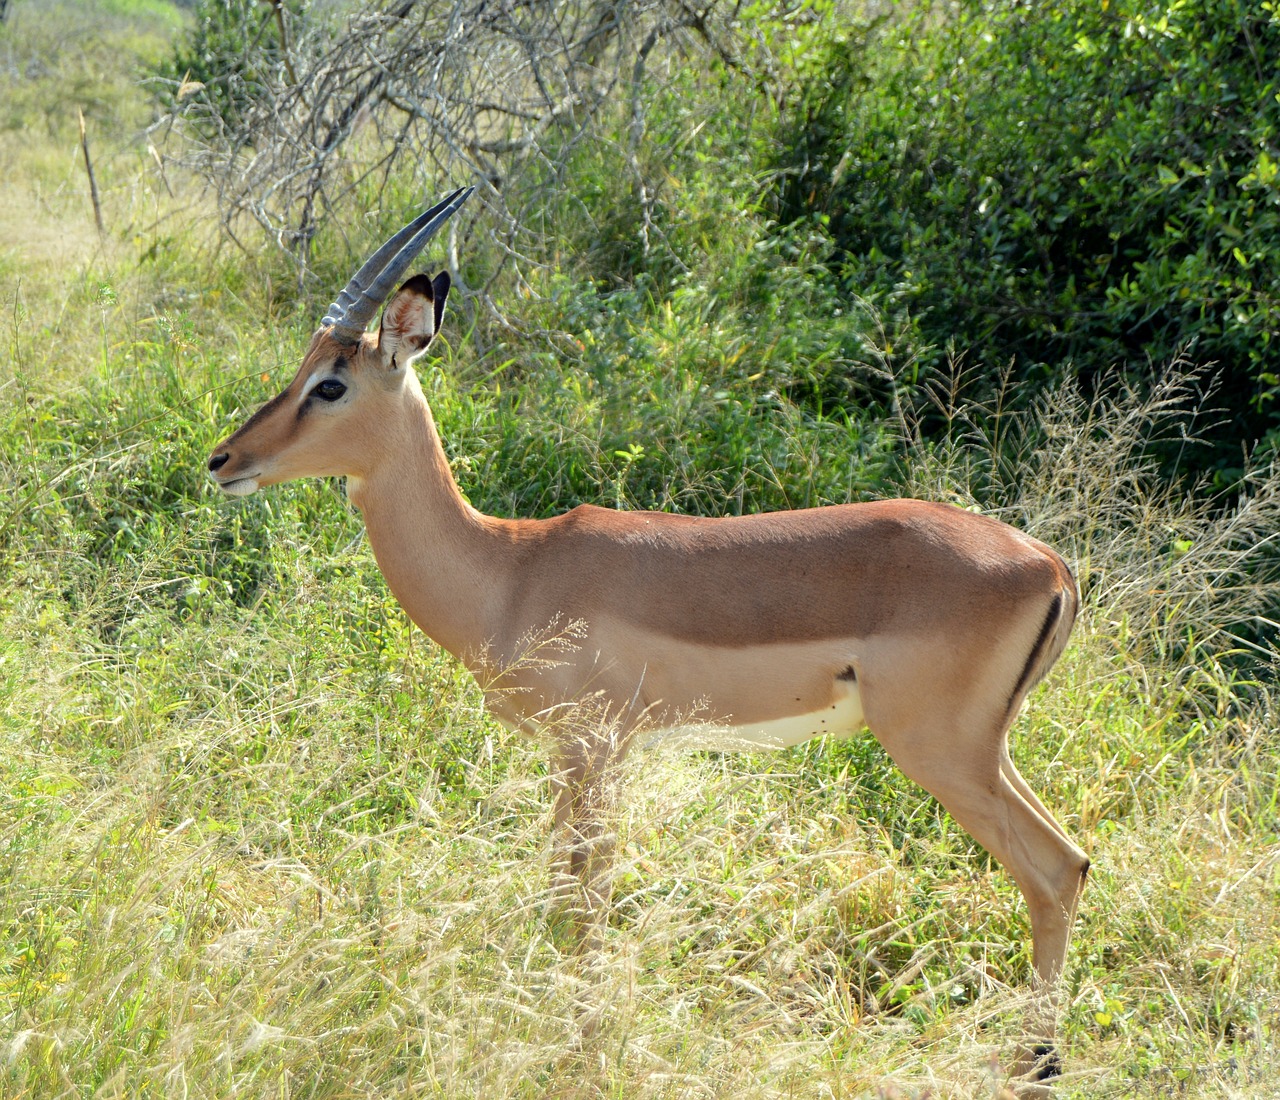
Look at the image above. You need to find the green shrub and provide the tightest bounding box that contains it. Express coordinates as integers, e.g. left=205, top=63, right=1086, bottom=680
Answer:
left=777, top=0, right=1280, bottom=479
left=461, top=44, right=906, bottom=511
left=154, top=0, right=303, bottom=131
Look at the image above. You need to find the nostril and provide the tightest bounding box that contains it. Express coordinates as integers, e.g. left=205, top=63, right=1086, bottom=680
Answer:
left=208, top=453, right=230, bottom=473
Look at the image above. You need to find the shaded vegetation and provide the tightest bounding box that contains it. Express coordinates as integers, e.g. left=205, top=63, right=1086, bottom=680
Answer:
left=776, top=0, right=1280, bottom=480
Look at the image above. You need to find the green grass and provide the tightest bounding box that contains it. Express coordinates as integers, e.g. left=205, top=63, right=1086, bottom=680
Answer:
left=1, top=3, right=1279, bottom=1097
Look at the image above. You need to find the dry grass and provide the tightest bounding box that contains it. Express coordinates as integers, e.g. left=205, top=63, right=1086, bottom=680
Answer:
left=3, top=501, right=1278, bottom=1098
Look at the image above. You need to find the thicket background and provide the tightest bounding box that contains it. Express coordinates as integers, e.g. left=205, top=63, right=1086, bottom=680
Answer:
left=1, top=1, right=1278, bottom=1097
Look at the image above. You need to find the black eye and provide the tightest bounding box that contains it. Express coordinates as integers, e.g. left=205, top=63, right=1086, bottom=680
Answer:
left=313, top=378, right=346, bottom=402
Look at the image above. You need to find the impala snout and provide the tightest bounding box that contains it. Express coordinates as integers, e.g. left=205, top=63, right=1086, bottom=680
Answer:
left=207, top=442, right=263, bottom=497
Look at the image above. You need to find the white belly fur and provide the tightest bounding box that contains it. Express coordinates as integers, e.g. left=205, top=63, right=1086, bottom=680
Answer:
left=643, top=678, right=865, bottom=751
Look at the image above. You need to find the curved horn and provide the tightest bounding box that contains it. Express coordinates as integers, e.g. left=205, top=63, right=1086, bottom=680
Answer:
left=322, top=186, right=474, bottom=344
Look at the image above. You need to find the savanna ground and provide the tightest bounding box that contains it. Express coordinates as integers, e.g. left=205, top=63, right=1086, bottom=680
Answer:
left=1, top=2, right=1278, bottom=1097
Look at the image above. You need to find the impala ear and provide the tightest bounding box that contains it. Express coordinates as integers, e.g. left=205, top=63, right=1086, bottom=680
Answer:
left=378, top=272, right=446, bottom=370
left=431, top=271, right=451, bottom=338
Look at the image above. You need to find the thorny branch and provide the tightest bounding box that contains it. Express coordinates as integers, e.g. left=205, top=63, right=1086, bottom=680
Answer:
left=151, top=0, right=757, bottom=296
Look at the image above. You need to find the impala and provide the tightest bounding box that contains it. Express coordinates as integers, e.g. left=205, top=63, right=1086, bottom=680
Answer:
left=208, top=187, right=1089, bottom=1085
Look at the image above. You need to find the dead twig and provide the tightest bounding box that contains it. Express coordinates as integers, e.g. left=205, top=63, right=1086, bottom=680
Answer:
left=78, top=108, right=106, bottom=239
left=150, top=0, right=770, bottom=299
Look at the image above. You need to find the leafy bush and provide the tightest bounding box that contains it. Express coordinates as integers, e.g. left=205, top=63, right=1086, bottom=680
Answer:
left=494, top=63, right=904, bottom=497
left=776, top=0, right=1280, bottom=479
left=154, top=0, right=303, bottom=132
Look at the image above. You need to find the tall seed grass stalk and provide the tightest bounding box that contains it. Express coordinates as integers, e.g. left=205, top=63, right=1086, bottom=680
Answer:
left=899, top=357, right=1280, bottom=668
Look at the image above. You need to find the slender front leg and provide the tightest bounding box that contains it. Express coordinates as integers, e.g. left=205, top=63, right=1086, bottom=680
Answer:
left=548, top=727, right=628, bottom=953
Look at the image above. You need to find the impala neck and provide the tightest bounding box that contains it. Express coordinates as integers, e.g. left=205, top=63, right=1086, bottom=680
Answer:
left=345, top=383, right=506, bottom=670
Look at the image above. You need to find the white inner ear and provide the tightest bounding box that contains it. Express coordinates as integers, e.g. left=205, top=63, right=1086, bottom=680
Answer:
left=380, top=292, right=435, bottom=369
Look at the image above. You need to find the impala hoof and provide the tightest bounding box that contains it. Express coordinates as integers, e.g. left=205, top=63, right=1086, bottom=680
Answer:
left=1008, top=1044, right=1063, bottom=1094
left=1030, top=1044, right=1063, bottom=1081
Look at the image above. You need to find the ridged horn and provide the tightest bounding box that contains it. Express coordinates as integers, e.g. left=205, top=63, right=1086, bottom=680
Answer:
left=321, top=186, right=474, bottom=344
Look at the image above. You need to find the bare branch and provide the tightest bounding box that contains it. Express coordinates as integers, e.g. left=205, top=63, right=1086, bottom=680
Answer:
left=152, top=0, right=766, bottom=307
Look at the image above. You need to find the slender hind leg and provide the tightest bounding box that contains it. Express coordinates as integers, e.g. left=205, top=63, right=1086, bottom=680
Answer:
left=1001, top=746, right=1071, bottom=842
left=995, top=745, right=1089, bottom=1084
left=875, top=729, right=1089, bottom=1082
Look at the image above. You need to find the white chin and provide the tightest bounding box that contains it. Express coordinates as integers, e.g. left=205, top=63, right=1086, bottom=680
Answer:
left=220, top=477, right=260, bottom=497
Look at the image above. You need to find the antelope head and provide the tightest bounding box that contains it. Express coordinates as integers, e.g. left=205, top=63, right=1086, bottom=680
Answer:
left=207, top=187, right=473, bottom=496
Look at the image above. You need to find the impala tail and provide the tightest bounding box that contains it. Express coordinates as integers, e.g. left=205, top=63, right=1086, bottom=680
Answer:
left=1009, top=547, right=1079, bottom=720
